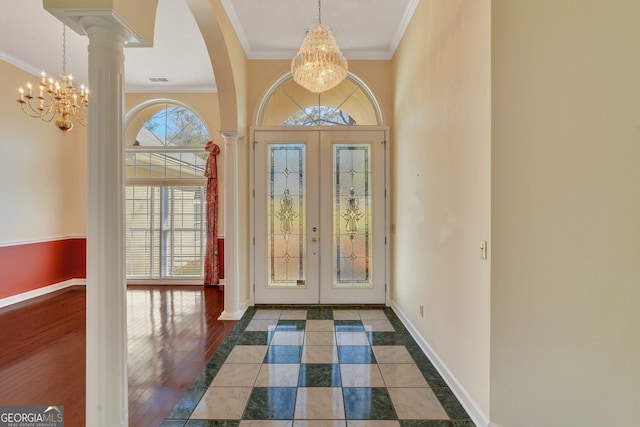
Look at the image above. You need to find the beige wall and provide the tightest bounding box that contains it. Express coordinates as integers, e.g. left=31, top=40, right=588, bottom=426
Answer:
left=0, top=60, right=86, bottom=243
left=392, top=0, right=491, bottom=422
left=491, top=1, right=640, bottom=426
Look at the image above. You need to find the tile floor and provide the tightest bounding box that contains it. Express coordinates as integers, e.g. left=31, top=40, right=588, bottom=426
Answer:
left=163, top=306, right=476, bottom=427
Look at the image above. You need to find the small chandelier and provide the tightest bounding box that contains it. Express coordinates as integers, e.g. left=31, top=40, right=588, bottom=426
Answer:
left=17, top=24, right=88, bottom=133
left=291, top=0, right=348, bottom=93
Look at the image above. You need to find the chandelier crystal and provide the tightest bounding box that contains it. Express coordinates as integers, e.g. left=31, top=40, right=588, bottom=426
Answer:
left=291, top=0, right=348, bottom=93
left=17, top=24, right=88, bottom=133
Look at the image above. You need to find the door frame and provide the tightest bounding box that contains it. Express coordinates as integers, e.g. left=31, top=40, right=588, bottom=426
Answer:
left=249, top=126, right=390, bottom=306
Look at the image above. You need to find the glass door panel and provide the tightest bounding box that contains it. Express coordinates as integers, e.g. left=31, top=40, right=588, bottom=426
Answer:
left=319, top=130, right=386, bottom=304
left=254, top=131, right=320, bottom=304
left=333, top=144, right=373, bottom=288
left=267, top=144, right=306, bottom=287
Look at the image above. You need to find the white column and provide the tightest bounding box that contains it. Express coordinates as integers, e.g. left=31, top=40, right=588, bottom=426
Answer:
left=81, top=16, right=130, bottom=427
left=218, top=131, right=244, bottom=320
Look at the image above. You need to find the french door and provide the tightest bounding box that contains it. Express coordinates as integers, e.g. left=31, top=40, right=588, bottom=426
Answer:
left=253, top=128, right=387, bottom=304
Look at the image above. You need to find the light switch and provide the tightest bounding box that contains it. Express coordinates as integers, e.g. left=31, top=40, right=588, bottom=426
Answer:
left=480, top=240, right=487, bottom=260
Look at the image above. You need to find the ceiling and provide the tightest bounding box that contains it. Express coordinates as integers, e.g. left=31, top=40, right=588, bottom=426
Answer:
left=0, top=0, right=417, bottom=93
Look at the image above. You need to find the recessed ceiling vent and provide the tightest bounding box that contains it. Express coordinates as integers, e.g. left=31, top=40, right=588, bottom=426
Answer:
left=148, top=77, right=169, bottom=82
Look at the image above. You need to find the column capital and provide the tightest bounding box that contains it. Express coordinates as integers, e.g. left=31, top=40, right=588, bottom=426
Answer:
left=78, top=15, right=131, bottom=41
left=44, top=6, right=144, bottom=45
left=220, top=131, right=243, bottom=144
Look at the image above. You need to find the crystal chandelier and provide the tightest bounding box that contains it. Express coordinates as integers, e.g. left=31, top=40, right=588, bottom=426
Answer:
left=291, top=0, right=348, bottom=93
left=17, top=24, right=88, bottom=133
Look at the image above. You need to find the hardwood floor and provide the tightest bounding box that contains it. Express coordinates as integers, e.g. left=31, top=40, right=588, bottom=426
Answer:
left=0, top=285, right=236, bottom=427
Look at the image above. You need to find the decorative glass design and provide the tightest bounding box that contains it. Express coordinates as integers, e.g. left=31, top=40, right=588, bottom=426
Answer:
left=268, top=144, right=306, bottom=287
left=284, top=105, right=356, bottom=126
left=275, top=188, right=299, bottom=240
left=342, top=188, right=364, bottom=240
left=334, top=144, right=372, bottom=288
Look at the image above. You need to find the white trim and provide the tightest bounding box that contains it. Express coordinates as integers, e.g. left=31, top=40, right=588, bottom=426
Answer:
left=0, top=235, right=87, bottom=248
left=391, top=300, right=491, bottom=427
left=389, top=0, right=420, bottom=57
left=0, top=279, right=85, bottom=309
left=220, top=0, right=251, bottom=60
left=384, top=129, right=391, bottom=307
left=0, top=51, right=42, bottom=78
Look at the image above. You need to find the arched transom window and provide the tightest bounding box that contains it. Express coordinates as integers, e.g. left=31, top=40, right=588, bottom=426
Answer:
left=258, top=73, right=382, bottom=126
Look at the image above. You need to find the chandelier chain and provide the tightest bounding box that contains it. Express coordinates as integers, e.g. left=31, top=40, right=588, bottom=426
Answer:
left=318, top=0, right=322, bottom=24
left=62, top=23, right=67, bottom=75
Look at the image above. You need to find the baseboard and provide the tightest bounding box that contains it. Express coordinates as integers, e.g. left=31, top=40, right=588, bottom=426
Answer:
left=391, top=300, right=491, bottom=427
left=69, top=278, right=86, bottom=287
left=0, top=279, right=83, bottom=309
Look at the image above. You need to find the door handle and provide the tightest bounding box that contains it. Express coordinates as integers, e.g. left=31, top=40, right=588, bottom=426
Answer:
left=312, top=237, right=318, bottom=242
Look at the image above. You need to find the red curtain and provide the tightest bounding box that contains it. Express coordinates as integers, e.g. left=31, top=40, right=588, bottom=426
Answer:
left=204, top=141, right=221, bottom=285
